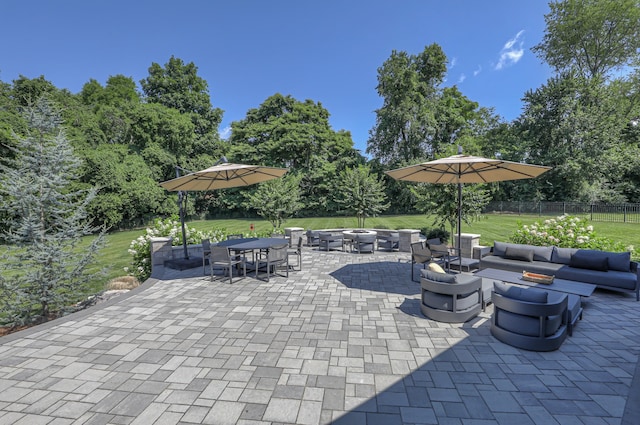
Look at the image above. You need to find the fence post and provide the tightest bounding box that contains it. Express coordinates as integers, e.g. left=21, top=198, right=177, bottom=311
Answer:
left=590, top=204, right=593, bottom=220
left=624, top=204, right=627, bottom=223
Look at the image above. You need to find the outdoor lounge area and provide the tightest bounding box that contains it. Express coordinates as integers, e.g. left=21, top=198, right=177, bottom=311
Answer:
left=0, top=246, right=639, bottom=424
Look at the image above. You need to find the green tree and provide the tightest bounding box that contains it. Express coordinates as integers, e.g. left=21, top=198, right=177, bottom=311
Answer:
left=518, top=73, right=628, bottom=202
left=367, top=44, right=447, bottom=164
left=244, top=174, right=303, bottom=230
left=0, top=98, right=105, bottom=327
left=412, top=184, right=491, bottom=245
left=229, top=93, right=362, bottom=216
left=532, top=0, right=640, bottom=80
left=140, top=56, right=223, bottom=140
left=334, top=165, right=389, bottom=228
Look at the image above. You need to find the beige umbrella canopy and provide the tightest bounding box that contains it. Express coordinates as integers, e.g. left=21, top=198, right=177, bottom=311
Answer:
left=386, top=151, right=551, bottom=260
left=160, top=162, right=289, bottom=192
left=159, top=158, right=288, bottom=267
left=385, top=154, right=551, bottom=184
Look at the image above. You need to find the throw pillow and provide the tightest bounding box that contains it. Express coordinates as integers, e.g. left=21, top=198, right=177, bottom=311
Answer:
left=421, top=269, right=457, bottom=283
left=551, top=247, right=578, bottom=265
left=569, top=250, right=609, bottom=272
left=504, top=246, right=534, bottom=262
left=493, top=281, right=548, bottom=303
left=428, top=263, right=446, bottom=274
left=607, top=251, right=631, bottom=272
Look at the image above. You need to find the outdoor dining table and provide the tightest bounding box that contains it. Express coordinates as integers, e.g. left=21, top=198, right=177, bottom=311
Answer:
left=215, top=237, right=289, bottom=266
left=215, top=237, right=290, bottom=276
left=216, top=237, right=289, bottom=251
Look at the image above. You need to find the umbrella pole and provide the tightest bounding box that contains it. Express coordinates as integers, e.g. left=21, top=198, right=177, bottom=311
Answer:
left=457, top=182, right=462, bottom=269
left=179, top=190, right=189, bottom=259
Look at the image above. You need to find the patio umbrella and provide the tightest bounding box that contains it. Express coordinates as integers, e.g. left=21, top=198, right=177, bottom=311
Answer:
left=386, top=148, right=551, bottom=261
left=159, top=157, right=288, bottom=269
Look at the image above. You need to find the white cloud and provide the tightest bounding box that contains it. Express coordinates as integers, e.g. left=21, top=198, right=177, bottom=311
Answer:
left=219, top=126, right=232, bottom=140
left=458, top=73, right=466, bottom=84
left=450, top=57, right=457, bottom=68
left=495, top=30, right=525, bottom=70
left=473, top=65, right=482, bottom=76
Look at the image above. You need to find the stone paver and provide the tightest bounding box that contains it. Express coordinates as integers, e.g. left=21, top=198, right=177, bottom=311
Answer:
left=1, top=247, right=639, bottom=424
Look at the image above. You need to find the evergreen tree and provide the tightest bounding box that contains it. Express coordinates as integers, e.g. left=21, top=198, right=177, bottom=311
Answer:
left=0, top=98, right=105, bottom=327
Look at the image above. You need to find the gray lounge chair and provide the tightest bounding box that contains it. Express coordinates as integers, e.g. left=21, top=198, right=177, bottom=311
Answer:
left=420, top=270, right=482, bottom=323
left=490, top=282, right=569, bottom=351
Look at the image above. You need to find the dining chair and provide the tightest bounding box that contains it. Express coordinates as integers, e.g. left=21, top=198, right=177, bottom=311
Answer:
left=202, top=238, right=211, bottom=274
left=255, top=244, right=289, bottom=281
left=210, top=245, right=246, bottom=284
left=287, top=237, right=303, bottom=271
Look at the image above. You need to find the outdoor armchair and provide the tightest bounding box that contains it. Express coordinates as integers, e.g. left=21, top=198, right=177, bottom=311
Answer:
left=411, top=241, right=432, bottom=282
left=491, top=282, right=568, bottom=351
left=420, top=270, right=482, bottom=323
left=354, top=234, right=376, bottom=253
left=426, top=238, right=460, bottom=272
left=319, top=232, right=344, bottom=251
left=378, top=231, right=400, bottom=252
left=306, top=230, right=320, bottom=247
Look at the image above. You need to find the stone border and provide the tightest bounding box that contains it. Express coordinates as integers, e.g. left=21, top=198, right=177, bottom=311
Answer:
left=0, top=277, right=159, bottom=343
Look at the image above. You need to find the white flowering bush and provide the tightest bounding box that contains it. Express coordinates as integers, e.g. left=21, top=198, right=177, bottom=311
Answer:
left=126, top=217, right=227, bottom=281
left=510, top=215, right=635, bottom=257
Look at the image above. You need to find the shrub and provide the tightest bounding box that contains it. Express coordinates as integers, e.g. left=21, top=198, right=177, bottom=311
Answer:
left=126, top=217, right=226, bottom=281
left=510, top=215, right=635, bottom=256
left=421, top=227, right=451, bottom=243
left=126, top=217, right=275, bottom=281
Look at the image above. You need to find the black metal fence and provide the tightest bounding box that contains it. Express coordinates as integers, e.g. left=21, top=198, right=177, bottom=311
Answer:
left=484, top=201, right=640, bottom=223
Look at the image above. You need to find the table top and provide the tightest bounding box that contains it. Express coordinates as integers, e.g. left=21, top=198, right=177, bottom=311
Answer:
left=342, top=230, right=377, bottom=237
left=217, top=237, right=289, bottom=250
left=476, top=268, right=596, bottom=297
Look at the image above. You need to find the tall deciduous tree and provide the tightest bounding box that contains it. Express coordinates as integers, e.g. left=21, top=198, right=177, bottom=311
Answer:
left=518, top=73, right=628, bottom=202
left=532, top=0, right=640, bottom=80
left=334, top=165, right=389, bottom=228
left=230, top=93, right=362, bottom=216
left=367, top=44, right=447, bottom=164
left=0, top=98, right=105, bottom=327
left=140, top=56, right=223, bottom=140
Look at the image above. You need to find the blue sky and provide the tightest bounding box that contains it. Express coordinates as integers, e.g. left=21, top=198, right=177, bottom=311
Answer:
left=1, top=0, right=552, bottom=154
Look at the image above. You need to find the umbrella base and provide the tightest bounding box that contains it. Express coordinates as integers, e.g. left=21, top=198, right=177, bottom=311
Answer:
left=165, top=257, right=202, bottom=271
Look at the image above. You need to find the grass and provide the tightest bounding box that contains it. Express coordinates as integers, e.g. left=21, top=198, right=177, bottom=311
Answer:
left=61, top=213, right=640, bottom=293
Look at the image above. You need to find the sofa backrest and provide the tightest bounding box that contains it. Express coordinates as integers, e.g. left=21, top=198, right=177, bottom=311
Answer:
left=493, top=241, right=553, bottom=262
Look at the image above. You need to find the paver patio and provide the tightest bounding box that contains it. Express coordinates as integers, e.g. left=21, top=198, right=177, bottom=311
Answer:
left=0, top=248, right=639, bottom=424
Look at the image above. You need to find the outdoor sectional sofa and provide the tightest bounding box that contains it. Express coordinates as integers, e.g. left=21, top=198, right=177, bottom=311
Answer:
left=479, top=241, right=640, bottom=300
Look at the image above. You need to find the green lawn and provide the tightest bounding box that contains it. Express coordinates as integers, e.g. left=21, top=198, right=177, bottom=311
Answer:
left=83, top=213, right=639, bottom=292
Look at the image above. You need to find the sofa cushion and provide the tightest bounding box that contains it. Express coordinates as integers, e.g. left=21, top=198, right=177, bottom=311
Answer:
left=493, top=281, right=548, bottom=303
left=504, top=246, right=534, bottom=262
left=496, top=309, right=563, bottom=337
left=551, top=247, right=578, bottom=264
left=421, top=269, right=456, bottom=283
left=493, top=242, right=553, bottom=261
left=556, top=266, right=637, bottom=290
left=570, top=250, right=608, bottom=271
left=607, top=251, right=631, bottom=272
